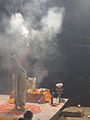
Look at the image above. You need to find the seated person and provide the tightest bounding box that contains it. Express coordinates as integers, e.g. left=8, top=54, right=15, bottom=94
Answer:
left=23, top=110, right=33, bottom=120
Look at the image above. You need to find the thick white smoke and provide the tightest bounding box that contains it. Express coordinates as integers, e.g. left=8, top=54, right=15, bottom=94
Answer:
left=41, top=7, right=64, bottom=39
left=6, top=13, right=30, bottom=56
left=8, top=7, right=64, bottom=42
left=8, top=13, right=29, bottom=38
left=6, top=5, right=65, bottom=85
left=0, top=0, right=65, bottom=87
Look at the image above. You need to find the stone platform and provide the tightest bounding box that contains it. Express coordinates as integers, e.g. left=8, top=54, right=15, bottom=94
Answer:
left=0, top=95, right=68, bottom=120
left=62, top=106, right=84, bottom=117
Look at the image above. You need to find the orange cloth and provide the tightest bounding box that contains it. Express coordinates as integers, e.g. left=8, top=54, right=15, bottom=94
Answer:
left=9, top=89, right=51, bottom=103
left=0, top=116, right=9, bottom=120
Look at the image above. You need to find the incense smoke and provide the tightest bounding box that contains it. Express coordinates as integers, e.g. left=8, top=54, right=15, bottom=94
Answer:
left=0, top=0, right=65, bottom=89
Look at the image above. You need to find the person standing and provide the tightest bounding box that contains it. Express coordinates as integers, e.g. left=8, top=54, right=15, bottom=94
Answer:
left=56, top=83, right=63, bottom=103
left=11, top=54, right=28, bottom=110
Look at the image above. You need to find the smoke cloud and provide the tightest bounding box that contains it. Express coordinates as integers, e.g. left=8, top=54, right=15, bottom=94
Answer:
left=8, top=13, right=29, bottom=38
left=0, top=0, right=65, bottom=87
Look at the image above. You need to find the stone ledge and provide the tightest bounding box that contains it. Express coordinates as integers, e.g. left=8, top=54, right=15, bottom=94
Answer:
left=61, top=107, right=84, bottom=117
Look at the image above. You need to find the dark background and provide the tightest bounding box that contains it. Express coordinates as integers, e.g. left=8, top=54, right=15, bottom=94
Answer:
left=41, top=0, right=90, bottom=106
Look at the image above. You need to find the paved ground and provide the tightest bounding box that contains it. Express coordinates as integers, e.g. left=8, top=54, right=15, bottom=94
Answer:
left=0, top=95, right=68, bottom=120
left=33, top=99, right=68, bottom=120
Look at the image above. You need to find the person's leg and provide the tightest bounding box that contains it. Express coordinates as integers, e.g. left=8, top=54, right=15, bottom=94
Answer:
left=59, top=96, right=61, bottom=103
